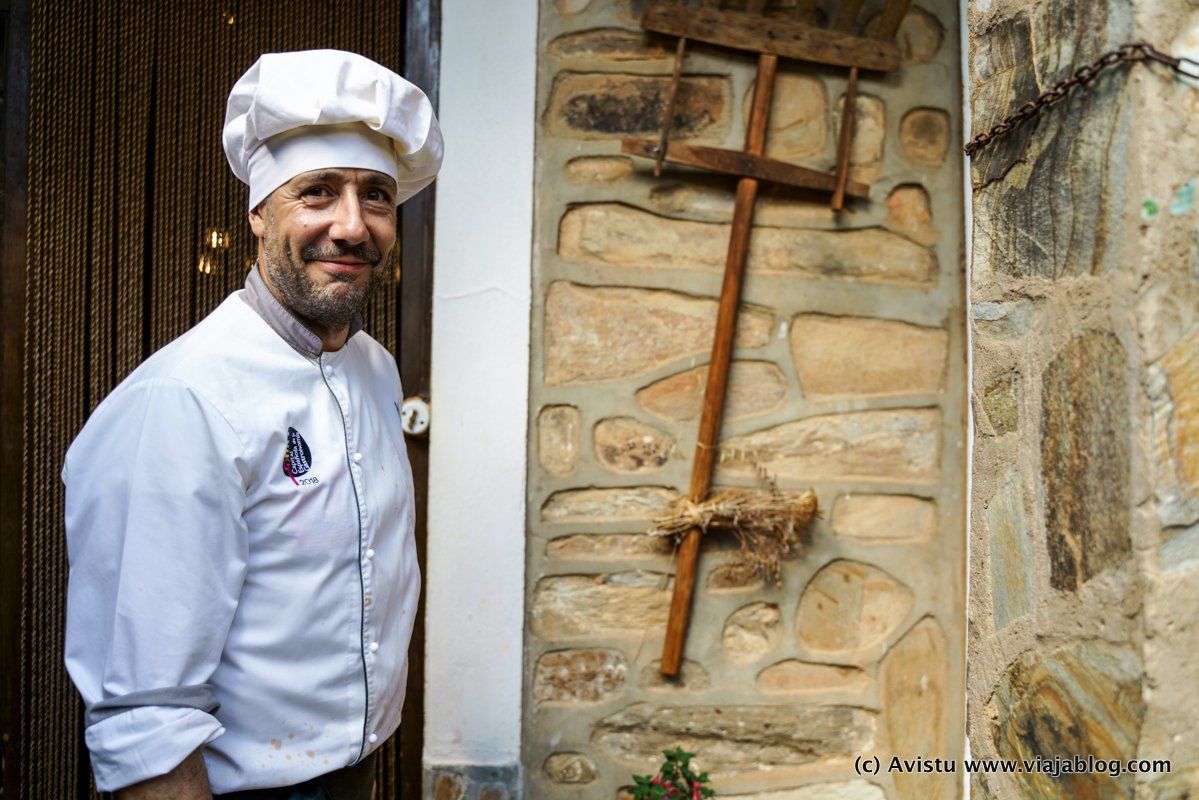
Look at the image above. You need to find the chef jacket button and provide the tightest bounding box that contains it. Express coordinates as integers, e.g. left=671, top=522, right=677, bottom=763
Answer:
left=368, top=733, right=378, bottom=744
left=366, top=548, right=376, bottom=559
left=353, top=452, right=363, bottom=464
left=370, top=641, right=380, bottom=653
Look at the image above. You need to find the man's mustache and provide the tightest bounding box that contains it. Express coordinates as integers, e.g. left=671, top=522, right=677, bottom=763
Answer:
left=301, top=244, right=382, bottom=265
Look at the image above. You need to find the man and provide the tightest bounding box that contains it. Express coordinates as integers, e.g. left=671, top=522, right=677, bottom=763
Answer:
left=62, top=49, right=442, bottom=799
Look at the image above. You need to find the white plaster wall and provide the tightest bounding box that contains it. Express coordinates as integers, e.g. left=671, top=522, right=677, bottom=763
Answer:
left=424, top=0, right=536, bottom=772
left=960, top=0, right=973, bottom=792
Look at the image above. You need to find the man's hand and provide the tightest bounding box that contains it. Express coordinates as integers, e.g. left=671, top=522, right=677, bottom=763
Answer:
left=115, top=749, right=212, bottom=800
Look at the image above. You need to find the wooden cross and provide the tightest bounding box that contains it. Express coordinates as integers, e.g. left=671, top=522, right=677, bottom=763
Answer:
left=622, top=0, right=912, bottom=678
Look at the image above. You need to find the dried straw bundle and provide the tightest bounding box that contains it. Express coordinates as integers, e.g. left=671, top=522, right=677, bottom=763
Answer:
left=648, top=481, right=820, bottom=588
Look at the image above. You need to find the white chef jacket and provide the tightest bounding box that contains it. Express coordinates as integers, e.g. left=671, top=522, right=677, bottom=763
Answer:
left=63, top=267, right=420, bottom=793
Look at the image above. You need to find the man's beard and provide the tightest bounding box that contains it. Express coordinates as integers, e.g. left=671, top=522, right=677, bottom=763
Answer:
left=260, top=221, right=384, bottom=332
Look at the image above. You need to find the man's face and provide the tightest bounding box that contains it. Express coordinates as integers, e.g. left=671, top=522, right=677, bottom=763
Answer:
left=249, top=167, right=398, bottom=332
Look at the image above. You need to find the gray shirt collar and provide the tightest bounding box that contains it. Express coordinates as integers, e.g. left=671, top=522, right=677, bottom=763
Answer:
left=239, top=264, right=363, bottom=358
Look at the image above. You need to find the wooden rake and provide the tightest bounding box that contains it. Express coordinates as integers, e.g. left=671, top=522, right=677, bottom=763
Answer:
left=621, top=0, right=912, bottom=678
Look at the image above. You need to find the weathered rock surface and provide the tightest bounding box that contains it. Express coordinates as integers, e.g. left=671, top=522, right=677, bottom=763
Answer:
left=708, top=561, right=766, bottom=593
left=831, top=494, right=937, bottom=544
left=594, top=417, right=674, bottom=473
left=538, top=405, right=580, bottom=476
left=886, top=184, right=937, bottom=246
left=722, top=602, right=783, bottom=664
left=718, top=409, right=942, bottom=483
left=883, top=618, right=951, bottom=800
left=969, top=7, right=1129, bottom=276
left=875, top=7, right=945, bottom=63
left=592, top=703, right=876, bottom=776
left=972, top=300, right=1033, bottom=339
left=1041, top=331, right=1130, bottom=590
left=547, top=28, right=672, bottom=62
left=544, top=72, right=729, bottom=141
left=1152, top=328, right=1199, bottom=533
left=547, top=533, right=674, bottom=560
left=982, top=373, right=1020, bottom=435
left=558, top=204, right=937, bottom=285
left=636, top=361, right=787, bottom=422
left=533, top=648, right=628, bottom=704
left=797, top=560, right=914, bottom=654
left=648, top=181, right=843, bottom=227
left=986, top=474, right=1031, bottom=629
left=756, top=660, right=872, bottom=697
left=541, top=486, right=680, bottom=523
left=544, top=281, right=773, bottom=385
left=433, top=773, right=465, bottom=800
left=565, top=155, right=633, bottom=184
left=746, top=71, right=826, bottom=160
left=991, top=642, right=1143, bottom=799
left=899, top=108, right=950, bottom=166
left=543, top=752, right=598, bottom=784
left=1161, top=328, right=1199, bottom=492
left=834, top=94, right=885, bottom=183
left=530, top=572, right=671, bottom=638
left=790, top=315, right=948, bottom=398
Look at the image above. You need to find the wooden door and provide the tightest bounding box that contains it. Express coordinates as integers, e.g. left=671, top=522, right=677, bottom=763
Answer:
left=0, top=1, right=437, bottom=796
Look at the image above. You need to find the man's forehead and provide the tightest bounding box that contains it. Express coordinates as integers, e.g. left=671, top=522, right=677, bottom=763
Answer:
left=289, top=168, right=397, bottom=190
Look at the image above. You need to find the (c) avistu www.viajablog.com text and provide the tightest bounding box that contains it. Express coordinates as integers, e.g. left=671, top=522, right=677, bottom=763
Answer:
left=855, top=754, right=1172, bottom=778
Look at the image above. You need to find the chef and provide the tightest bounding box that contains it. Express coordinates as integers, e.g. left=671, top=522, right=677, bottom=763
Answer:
left=62, top=49, right=442, bottom=800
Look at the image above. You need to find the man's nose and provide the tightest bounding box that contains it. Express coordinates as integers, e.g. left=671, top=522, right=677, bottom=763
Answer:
left=329, top=188, right=370, bottom=244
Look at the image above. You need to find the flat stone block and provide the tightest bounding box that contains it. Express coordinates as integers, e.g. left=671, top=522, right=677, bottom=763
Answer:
left=533, top=648, right=628, bottom=704
left=636, top=361, right=787, bottom=423
left=530, top=571, right=671, bottom=638
left=831, top=494, right=937, bottom=544
left=538, top=405, right=580, bottom=476
left=986, top=474, right=1032, bottom=629
left=541, top=486, right=680, bottom=523
left=756, top=660, right=872, bottom=697
left=718, top=409, right=942, bottom=483
left=547, top=533, right=674, bottom=560
left=592, top=703, right=876, bottom=777
left=722, top=602, right=782, bottom=664
left=790, top=314, right=948, bottom=399
left=544, top=72, right=729, bottom=141
left=594, top=416, right=675, bottom=474
left=1041, top=331, right=1130, bottom=590
left=882, top=618, right=952, bottom=800
left=558, top=204, right=937, bottom=285
left=544, top=281, right=773, bottom=385
left=797, top=560, right=914, bottom=656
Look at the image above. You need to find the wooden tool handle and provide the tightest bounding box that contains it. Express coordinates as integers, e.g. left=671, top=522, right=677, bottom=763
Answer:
left=831, top=66, right=858, bottom=211
left=654, top=37, right=688, bottom=177
left=830, top=0, right=865, bottom=211
left=660, top=53, right=778, bottom=678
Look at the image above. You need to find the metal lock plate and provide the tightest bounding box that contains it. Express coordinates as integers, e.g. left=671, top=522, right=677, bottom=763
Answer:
left=400, top=396, right=431, bottom=438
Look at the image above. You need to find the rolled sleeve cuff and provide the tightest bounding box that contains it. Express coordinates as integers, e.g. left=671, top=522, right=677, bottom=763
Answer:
left=85, top=706, right=224, bottom=792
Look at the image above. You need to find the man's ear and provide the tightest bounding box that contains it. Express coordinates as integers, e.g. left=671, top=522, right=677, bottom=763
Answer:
left=248, top=201, right=268, bottom=239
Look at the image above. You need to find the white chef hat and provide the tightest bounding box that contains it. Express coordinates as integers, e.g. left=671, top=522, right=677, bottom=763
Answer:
left=223, top=49, right=443, bottom=210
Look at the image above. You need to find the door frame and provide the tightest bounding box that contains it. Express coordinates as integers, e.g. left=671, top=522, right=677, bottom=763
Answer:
left=0, top=0, right=29, bottom=796
left=398, top=0, right=440, bottom=795
left=0, top=0, right=439, bottom=794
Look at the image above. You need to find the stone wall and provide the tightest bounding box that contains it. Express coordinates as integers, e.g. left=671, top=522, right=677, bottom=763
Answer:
left=966, top=0, right=1199, bottom=797
left=525, top=1, right=967, bottom=797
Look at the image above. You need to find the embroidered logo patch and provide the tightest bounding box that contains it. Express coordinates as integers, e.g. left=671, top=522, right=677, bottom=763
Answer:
left=283, top=427, right=318, bottom=485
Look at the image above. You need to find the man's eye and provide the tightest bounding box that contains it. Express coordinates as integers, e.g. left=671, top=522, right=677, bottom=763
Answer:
left=364, top=189, right=391, bottom=203
left=303, top=186, right=333, bottom=198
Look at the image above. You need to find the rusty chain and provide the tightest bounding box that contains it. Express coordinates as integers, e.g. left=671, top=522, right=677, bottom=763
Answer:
left=964, top=43, right=1199, bottom=157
